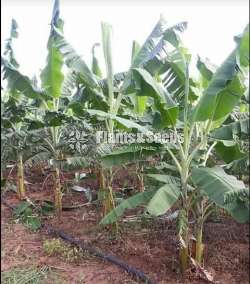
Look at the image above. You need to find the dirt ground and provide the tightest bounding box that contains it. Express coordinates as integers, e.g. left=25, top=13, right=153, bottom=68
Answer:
left=1, top=168, right=249, bottom=284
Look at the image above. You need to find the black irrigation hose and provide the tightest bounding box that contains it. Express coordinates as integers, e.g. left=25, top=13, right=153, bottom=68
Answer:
left=43, top=224, right=157, bottom=284
left=2, top=198, right=157, bottom=284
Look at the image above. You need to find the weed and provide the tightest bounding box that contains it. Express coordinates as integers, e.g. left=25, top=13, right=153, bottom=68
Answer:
left=43, top=238, right=92, bottom=263
left=1, top=266, right=48, bottom=284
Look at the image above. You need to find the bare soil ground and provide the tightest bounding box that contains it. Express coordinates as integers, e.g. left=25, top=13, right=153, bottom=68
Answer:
left=1, top=168, right=249, bottom=284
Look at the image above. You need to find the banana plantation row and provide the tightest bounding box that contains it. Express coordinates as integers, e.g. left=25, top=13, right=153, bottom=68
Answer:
left=1, top=0, right=249, bottom=274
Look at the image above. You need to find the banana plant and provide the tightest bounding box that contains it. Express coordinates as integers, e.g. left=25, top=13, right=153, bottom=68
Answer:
left=1, top=0, right=78, bottom=216
left=38, top=0, right=65, bottom=216
left=1, top=19, right=30, bottom=200
left=100, top=23, right=249, bottom=272
left=1, top=97, right=29, bottom=200
left=54, top=22, right=119, bottom=221
left=54, top=15, right=188, bottom=224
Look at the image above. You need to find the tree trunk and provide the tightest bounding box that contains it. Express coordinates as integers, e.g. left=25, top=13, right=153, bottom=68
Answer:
left=97, top=167, right=107, bottom=217
left=179, top=222, right=189, bottom=273
left=180, top=243, right=189, bottom=273
left=54, top=167, right=62, bottom=217
left=137, top=165, right=144, bottom=192
left=179, top=174, right=189, bottom=273
left=103, top=169, right=118, bottom=233
left=17, top=153, right=26, bottom=200
left=98, top=167, right=105, bottom=190
left=195, top=224, right=204, bottom=264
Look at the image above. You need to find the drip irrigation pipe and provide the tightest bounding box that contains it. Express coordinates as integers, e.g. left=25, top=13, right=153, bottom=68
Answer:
left=2, top=197, right=157, bottom=284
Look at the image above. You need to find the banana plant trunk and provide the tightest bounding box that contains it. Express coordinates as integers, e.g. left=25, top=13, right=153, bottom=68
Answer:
left=195, top=222, right=204, bottom=264
left=97, top=166, right=107, bottom=217
left=54, top=166, right=62, bottom=217
left=101, top=160, right=118, bottom=233
left=106, top=185, right=118, bottom=233
left=179, top=220, right=189, bottom=273
left=98, top=167, right=105, bottom=191
left=17, top=153, right=26, bottom=200
left=180, top=239, right=189, bottom=273
left=137, top=164, right=144, bottom=192
left=179, top=173, right=190, bottom=273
